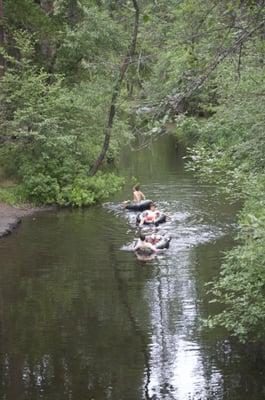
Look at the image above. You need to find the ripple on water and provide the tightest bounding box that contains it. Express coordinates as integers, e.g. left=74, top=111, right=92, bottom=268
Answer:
left=105, top=198, right=233, bottom=255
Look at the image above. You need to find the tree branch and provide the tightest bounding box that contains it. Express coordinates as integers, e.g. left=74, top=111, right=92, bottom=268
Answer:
left=237, top=43, right=243, bottom=81
left=0, top=135, right=33, bottom=145
left=0, top=0, right=5, bottom=77
left=161, top=19, right=265, bottom=115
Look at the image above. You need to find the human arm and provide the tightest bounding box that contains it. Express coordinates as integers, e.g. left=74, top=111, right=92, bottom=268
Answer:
left=138, top=211, right=147, bottom=226
left=146, top=242, right=158, bottom=253
left=134, top=239, right=141, bottom=251
left=139, top=217, right=144, bottom=227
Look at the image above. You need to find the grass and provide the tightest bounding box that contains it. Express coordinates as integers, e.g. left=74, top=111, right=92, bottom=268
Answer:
left=0, top=185, right=27, bottom=206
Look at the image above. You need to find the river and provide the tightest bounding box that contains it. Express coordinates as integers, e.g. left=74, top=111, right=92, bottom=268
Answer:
left=0, top=135, right=264, bottom=400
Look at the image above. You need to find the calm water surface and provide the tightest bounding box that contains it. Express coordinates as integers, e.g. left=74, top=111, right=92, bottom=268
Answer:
left=0, top=136, right=264, bottom=400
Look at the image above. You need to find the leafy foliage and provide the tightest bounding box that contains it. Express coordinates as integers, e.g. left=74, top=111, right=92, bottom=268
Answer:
left=0, top=3, right=131, bottom=205
left=207, top=191, right=265, bottom=342
left=0, top=185, right=26, bottom=206
left=178, top=51, right=265, bottom=342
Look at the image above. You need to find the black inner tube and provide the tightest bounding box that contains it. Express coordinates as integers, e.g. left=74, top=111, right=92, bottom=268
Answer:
left=135, top=247, right=154, bottom=256
left=135, top=237, right=171, bottom=255
left=125, top=200, right=152, bottom=211
left=155, top=237, right=171, bottom=249
left=136, top=213, right=166, bottom=226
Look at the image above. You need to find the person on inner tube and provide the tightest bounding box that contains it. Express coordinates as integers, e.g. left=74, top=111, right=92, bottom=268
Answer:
left=134, top=233, right=158, bottom=253
left=146, top=232, right=163, bottom=245
left=133, top=184, right=145, bottom=203
left=139, top=203, right=161, bottom=226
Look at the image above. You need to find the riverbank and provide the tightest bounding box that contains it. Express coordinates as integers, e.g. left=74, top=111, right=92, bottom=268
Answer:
left=0, top=202, right=54, bottom=239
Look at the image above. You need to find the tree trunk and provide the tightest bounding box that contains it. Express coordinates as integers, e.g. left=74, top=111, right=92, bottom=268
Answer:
left=40, top=1, right=56, bottom=68
left=89, top=0, right=139, bottom=176
left=40, top=0, right=54, bottom=13
left=0, top=0, right=5, bottom=77
left=68, top=0, right=79, bottom=28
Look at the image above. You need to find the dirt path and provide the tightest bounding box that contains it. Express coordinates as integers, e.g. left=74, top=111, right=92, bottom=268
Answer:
left=0, top=203, right=53, bottom=238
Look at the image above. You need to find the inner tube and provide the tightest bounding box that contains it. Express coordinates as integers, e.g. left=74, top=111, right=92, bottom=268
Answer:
left=135, top=247, right=154, bottom=256
left=135, top=237, right=171, bottom=256
left=154, top=236, right=171, bottom=249
left=136, top=212, right=166, bottom=226
left=125, top=199, right=152, bottom=212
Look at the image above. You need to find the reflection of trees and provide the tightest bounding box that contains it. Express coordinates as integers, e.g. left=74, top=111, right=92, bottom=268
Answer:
left=193, top=240, right=265, bottom=400
left=156, top=269, right=176, bottom=400
left=0, top=211, right=153, bottom=399
left=109, top=244, right=152, bottom=400
left=0, top=160, right=263, bottom=400
left=121, top=135, right=181, bottom=185
left=144, top=248, right=224, bottom=399
left=0, top=264, right=117, bottom=399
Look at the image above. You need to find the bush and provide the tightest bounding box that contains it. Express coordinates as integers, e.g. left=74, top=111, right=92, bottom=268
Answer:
left=0, top=31, right=130, bottom=208
left=178, top=67, right=265, bottom=342
left=207, top=194, right=265, bottom=342
left=0, top=186, right=27, bottom=206
left=23, top=174, right=60, bottom=204
left=22, top=172, right=124, bottom=206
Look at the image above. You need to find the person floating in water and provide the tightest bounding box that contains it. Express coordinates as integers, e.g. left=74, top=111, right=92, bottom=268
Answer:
left=139, top=203, right=161, bottom=226
left=133, top=184, right=145, bottom=203
left=134, top=233, right=157, bottom=253
left=146, top=232, right=163, bottom=245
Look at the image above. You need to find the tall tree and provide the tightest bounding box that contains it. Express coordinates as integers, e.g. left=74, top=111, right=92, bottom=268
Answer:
left=89, top=0, right=139, bottom=176
left=68, top=0, right=79, bottom=28
left=0, top=0, right=4, bottom=77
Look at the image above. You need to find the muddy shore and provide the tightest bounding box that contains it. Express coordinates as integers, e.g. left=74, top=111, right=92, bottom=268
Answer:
left=0, top=203, right=53, bottom=239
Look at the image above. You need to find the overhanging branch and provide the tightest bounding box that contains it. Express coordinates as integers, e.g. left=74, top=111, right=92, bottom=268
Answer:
left=0, top=134, right=33, bottom=145
left=160, top=19, right=265, bottom=115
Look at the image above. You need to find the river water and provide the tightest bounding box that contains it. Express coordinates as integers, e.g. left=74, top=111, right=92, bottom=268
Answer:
left=0, top=135, right=264, bottom=400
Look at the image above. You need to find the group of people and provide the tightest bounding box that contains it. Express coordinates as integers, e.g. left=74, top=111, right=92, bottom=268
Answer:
left=133, top=185, right=162, bottom=226
left=132, top=185, right=163, bottom=254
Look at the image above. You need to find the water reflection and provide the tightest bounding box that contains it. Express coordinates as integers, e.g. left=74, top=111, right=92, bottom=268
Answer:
left=0, top=136, right=264, bottom=399
left=142, top=248, right=222, bottom=399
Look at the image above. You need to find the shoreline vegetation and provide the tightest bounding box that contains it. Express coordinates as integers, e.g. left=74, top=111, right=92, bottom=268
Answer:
left=0, top=1, right=264, bottom=343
